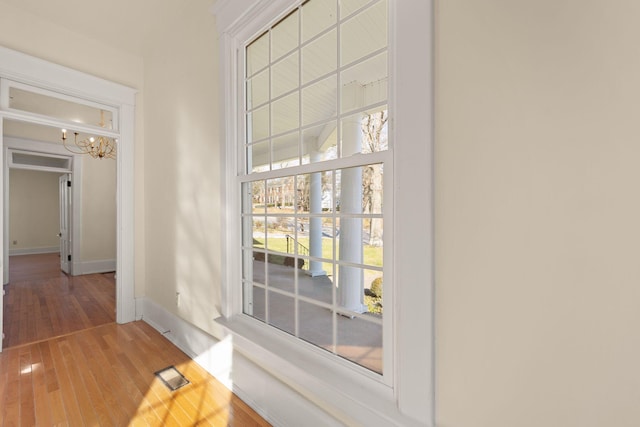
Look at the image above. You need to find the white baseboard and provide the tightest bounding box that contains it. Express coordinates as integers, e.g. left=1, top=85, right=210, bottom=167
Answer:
left=73, top=259, right=115, bottom=275
left=9, top=246, right=58, bottom=256
left=137, top=297, right=340, bottom=427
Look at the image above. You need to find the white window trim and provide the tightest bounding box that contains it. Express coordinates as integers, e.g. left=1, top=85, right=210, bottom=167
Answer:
left=214, top=0, right=434, bottom=425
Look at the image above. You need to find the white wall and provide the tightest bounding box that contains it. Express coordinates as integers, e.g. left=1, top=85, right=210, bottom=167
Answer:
left=9, top=169, right=59, bottom=253
left=142, top=0, right=222, bottom=336
left=81, top=156, right=116, bottom=262
left=436, top=1, right=640, bottom=426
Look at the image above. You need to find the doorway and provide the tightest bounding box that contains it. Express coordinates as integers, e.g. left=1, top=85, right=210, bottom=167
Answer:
left=0, top=46, right=137, bottom=352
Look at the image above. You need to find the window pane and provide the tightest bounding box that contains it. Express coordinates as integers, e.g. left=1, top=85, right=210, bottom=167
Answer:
left=363, top=219, right=383, bottom=265
left=340, top=0, right=387, bottom=66
left=247, top=105, right=269, bottom=143
left=302, top=0, right=337, bottom=42
left=272, top=52, right=299, bottom=98
left=247, top=285, right=266, bottom=322
left=244, top=250, right=265, bottom=284
left=266, top=178, right=282, bottom=210
left=296, top=174, right=311, bottom=214
left=335, top=164, right=383, bottom=214
left=247, top=32, right=269, bottom=76
left=362, top=163, right=384, bottom=213
left=322, top=171, right=338, bottom=213
left=252, top=217, right=266, bottom=244
left=363, top=269, right=383, bottom=315
left=272, top=132, right=300, bottom=168
left=272, top=10, right=299, bottom=61
left=268, top=177, right=296, bottom=210
left=266, top=252, right=299, bottom=292
left=266, top=216, right=294, bottom=252
left=243, top=181, right=264, bottom=213
left=302, top=29, right=337, bottom=84
left=296, top=171, right=336, bottom=214
left=279, top=265, right=334, bottom=306
left=265, top=217, right=289, bottom=253
left=8, top=87, right=116, bottom=131
left=272, top=92, right=299, bottom=135
left=359, top=110, right=389, bottom=153
left=301, top=123, right=338, bottom=165
left=268, top=291, right=295, bottom=334
left=302, top=76, right=337, bottom=126
left=247, top=141, right=270, bottom=172
left=340, top=0, right=371, bottom=17
left=337, top=315, right=382, bottom=373
left=247, top=69, right=269, bottom=109
left=335, top=167, right=362, bottom=215
left=299, top=300, right=334, bottom=349
left=340, top=53, right=387, bottom=112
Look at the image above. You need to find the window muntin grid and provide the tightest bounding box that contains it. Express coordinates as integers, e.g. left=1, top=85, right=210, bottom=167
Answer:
left=241, top=0, right=388, bottom=375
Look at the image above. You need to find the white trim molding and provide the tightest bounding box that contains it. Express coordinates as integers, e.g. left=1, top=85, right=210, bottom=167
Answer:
left=9, top=246, right=58, bottom=256
left=74, top=259, right=116, bottom=275
left=213, top=0, right=435, bottom=425
left=0, top=45, right=137, bottom=325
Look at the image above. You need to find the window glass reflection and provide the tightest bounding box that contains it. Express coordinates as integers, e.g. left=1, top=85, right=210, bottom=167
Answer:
left=340, top=0, right=387, bottom=66
left=8, top=87, right=116, bottom=130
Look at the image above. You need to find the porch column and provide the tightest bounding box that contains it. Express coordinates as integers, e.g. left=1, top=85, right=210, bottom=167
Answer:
left=307, top=150, right=326, bottom=276
left=338, top=114, right=365, bottom=313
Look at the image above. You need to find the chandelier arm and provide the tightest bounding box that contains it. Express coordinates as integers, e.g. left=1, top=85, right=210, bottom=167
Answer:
left=61, top=130, right=117, bottom=160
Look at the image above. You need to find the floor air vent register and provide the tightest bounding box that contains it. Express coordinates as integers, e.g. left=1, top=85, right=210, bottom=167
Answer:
left=155, top=366, right=190, bottom=391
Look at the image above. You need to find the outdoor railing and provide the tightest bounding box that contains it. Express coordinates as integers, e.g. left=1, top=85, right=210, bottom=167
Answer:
left=285, top=234, right=309, bottom=270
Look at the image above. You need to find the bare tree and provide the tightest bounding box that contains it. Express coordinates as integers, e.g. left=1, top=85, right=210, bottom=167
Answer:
left=361, top=110, right=387, bottom=247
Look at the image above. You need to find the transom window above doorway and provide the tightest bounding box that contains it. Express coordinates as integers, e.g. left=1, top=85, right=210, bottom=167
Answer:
left=0, top=80, right=119, bottom=132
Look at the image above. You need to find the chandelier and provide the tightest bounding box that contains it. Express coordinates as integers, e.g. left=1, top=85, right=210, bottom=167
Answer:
left=61, top=111, right=116, bottom=159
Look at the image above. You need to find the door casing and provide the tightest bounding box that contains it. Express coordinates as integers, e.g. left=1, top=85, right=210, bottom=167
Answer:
left=0, top=45, right=137, bottom=352
left=59, top=173, right=71, bottom=275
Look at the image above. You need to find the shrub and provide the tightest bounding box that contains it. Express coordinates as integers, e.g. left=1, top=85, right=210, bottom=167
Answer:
left=370, top=276, right=383, bottom=298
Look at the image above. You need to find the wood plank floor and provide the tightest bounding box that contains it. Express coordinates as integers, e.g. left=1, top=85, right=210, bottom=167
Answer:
left=1, top=254, right=272, bottom=426
left=3, top=253, right=116, bottom=349
left=0, top=321, right=271, bottom=426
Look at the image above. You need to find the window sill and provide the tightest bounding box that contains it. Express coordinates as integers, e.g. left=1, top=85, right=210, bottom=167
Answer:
left=215, top=314, right=420, bottom=426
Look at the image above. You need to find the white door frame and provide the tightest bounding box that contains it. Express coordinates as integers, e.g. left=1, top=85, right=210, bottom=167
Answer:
left=4, top=142, right=79, bottom=280
left=0, top=46, right=137, bottom=353
left=59, top=173, right=71, bottom=275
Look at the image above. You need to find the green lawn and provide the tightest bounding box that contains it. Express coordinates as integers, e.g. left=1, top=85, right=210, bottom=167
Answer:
left=253, top=236, right=383, bottom=273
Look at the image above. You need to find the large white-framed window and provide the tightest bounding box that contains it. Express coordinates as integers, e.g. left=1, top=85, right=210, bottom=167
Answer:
left=216, top=0, right=434, bottom=424
left=240, top=0, right=391, bottom=378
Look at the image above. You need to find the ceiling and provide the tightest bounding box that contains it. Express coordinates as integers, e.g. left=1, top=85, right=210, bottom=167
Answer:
left=0, top=0, right=213, bottom=56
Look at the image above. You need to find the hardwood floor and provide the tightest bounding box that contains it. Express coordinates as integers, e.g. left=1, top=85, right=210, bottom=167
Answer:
left=3, top=253, right=116, bottom=348
left=1, top=254, right=272, bottom=426
left=0, top=321, right=271, bottom=426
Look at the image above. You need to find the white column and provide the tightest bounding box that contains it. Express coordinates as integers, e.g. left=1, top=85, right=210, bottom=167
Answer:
left=338, top=115, right=365, bottom=313
left=307, top=150, right=326, bottom=276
